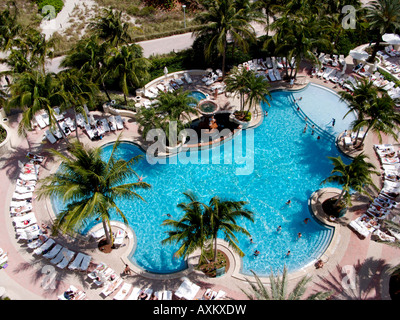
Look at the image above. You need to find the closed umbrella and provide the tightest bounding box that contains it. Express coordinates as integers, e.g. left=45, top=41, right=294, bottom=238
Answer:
left=164, top=66, right=168, bottom=79
left=349, top=49, right=369, bottom=61
left=382, top=33, right=400, bottom=45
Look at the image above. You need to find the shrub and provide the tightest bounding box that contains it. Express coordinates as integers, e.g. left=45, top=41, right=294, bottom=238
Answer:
left=0, top=125, right=7, bottom=144
left=37, top=0, right=64, bottom=16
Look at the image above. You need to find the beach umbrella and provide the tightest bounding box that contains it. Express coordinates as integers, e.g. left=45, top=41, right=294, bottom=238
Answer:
left=164, top=66, right=168, bottom=79
left=89, top=114, right=95, bottom=126
left=349, top=49, right=369, bottom=61
left=382, top=33, right=400, bottom=45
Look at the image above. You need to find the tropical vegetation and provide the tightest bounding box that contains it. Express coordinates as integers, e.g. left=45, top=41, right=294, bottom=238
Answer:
left=36, top=138, right=151, bottom=246
left=162, top=191, right=254, bottom=264
left=321, top=153, right=379, bottom=213
left=242, top=266, right=333, bottom=300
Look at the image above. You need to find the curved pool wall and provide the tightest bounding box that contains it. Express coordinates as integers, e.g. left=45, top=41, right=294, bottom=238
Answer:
left=51, top=84, right=353, bottom=276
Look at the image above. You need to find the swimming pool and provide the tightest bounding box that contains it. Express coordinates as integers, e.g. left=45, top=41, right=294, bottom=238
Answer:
left=188, top=90, right=207, bottom=106
left=52, top=84, right=351, bottom=276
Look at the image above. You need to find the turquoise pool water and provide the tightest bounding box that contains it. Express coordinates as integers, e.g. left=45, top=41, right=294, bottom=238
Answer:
left=52, top=84, right=351, bottom=276
left=188, top=90, right=207, bottom=106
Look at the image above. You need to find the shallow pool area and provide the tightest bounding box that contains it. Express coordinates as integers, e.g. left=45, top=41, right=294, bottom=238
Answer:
left=188, top=90, right=207, bottom=107
left=52, top=84, right=352, bottom=276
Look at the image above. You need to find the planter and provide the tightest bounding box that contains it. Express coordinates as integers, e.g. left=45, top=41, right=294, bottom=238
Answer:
left=322, top=197, right=347, bottom=218
left=229, top=113, right=250, bottom=129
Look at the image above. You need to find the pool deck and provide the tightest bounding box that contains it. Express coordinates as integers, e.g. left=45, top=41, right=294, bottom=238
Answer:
left=1, top=68, right=400, bottom=300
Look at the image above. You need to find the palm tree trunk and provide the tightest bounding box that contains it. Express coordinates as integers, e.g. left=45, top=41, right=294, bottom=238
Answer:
left=222, top=41, right=227, bottom=78
left=334, top=188, right=346, bottom=207
left=356, top=124, right=372, bottom=148
left=73, top=108, right=80, bottom=143
left=214, top=234, right=218, bottom=262
left=103, top=219, right=114, bottom=246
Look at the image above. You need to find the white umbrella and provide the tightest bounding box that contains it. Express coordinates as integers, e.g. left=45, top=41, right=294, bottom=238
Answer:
left=89, top=114, right=95, bottom=126
left=349, top=49, right=369, bottom=61
left=382, top=33, right=400, bottom=45
left=163, top=66, right=168, bottom=78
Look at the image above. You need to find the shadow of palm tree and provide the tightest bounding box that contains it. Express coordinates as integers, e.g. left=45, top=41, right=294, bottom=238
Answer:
left=314, top=257, right=392, bottom=300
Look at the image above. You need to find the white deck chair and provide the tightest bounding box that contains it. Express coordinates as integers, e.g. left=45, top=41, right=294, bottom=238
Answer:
left=84, top=123, right=95, bottom=140
left=15, top=185, right=35, bottom=194
left=265, top=57, right=273, bottom=69
left=10, top=203, right=33, bottom=216
left=115, top=115, right=124, bottom=130
left=274, top=69, right=282, bottom=80
left=78, top=254, right=92, bottom=271
left=41, top=113, right=50, bottom=126
left=76, top=113, right=86, bottom=128
left=127, top=287, right=141, bottom=300
left=17, top=228, right=42, bottom=241
left=268, top=69, right=276, bottom=81
left=162, top=290, right=172, bottom=300
left=12, top=192, right=33, bottom=200
left=108, top=116, right=117, bottom=131
left=100, top=118, right=110, bottom=132
left=33, top=238, right=55, bottom=255
left=13, top=213, right=37, bottom=229
left=45, top=130, right=57, bottom=144
left=113, top=229, right=125, bottom=247
left=53, top=107, right=65, bottom=121
left=68, top=252, right=84, bottom=271
left=35, top=114, right=47, bottom=129
left=57, top=250, right=75, bottom=269
left=27, top=235, right=48, bottom=249
left=113, top=283, right=132, bottom=300
left=184, top=72, right=193, bottom=84
left=43, top=244, right=63, bottom=259
left=50, top=247, right=69, bottom=265
left=64, top=117, right=76, bottom=131
left=101, top=277, right=123, bottom=297
left=322, top=67, right=334, bottom=80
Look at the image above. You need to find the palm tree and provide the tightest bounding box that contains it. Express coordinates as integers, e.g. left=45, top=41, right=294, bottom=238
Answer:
left=36, top=138, right=151, bottom=246
left=207, top=196, right=254, bottom=261
left=242, top=266, right=333, bottom=300
left=225, top=66, right=271, bottom=119
left=107, top=45, right=151, bottom=104
left=366, top=0, right=400, bottom=62
left=56, top=69, right=98, bottom=142
left=352, top=93, right=400, bottom=148
left=321, top=153, right=379, bottom=209
left=194, top=0, right=257, bottom=77
left=7, top=70, right=66, bottom=138
left=161, top=191, right=209, bottom=262
left=89, top=8, right=132, bottom=47
left=0, top=2, right=21, bottom=51
left=60, top=36, right=112, bottom=101
left=339, top=78, right=386, bottom=146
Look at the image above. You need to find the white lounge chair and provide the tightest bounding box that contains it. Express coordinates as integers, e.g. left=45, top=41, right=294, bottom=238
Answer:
left=57, top=250, right=75, bottom=269
left=84, top=123, right=96, bottom=140
left=274, top=69, right=282, bottom=80
left=53, top=107, right=65, bottom=121
left=127, top=287, right=141, bottom=300
left=64, top=117, right=76, bottom=131
left=265, top=57, right=273, bottom=69
left=78, top=254, right=92, bottom=271
left=41, top=113, right=50, bottom=126
left=50, top=247, right=69, bottom=265
left=115, top=115, right=124, bottom=130
left=113, top=229, right=125, bottom=247
left=19, top=172, right=37, bottom=181
left=35, top=114, right=47, bottom=129
left=215, top=290, right=226, bottom=300
left=13, top=213, right=37, bottom=229
left=43, top=244, right=63, bottom=259
left=162, top=290, right=172, bottom=300
left=10, top=203, right=33, bottom=216
left=322, top=67, right=334, bottom=80
left=100, top=118, right=110, bottom=132
left=174, top=278, right=200, bottom=300
left=27, top=235, right=48, bottom=250
left=101, top=277, right=123, bottom=297
left=108, top=116, right=117, bottom=131
left=45, top=130, right=57, bottom=144
left=12, top=192, right=33, bottom=200
left=268, top=69, right=276, bottom=81
left=15, top=185, right=35, bottom=194
left=76, top=113, right=86, bottom=128
left=113, top=283, right=132, bottom=300
left=184, top=72, right=193, bottom=84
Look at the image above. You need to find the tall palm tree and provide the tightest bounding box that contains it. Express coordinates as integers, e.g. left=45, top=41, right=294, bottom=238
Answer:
left=61, top=36, right=112, bottom=101
left=207, top=196, right=254, bottom=261
left=0, top=1, right=21, bottom=52
left=194, top=0, right=257, bottom=77
left=57, top=69, right=98, bottom=142
left=242, top=266, right=333, bottom=300
left=352, top=93, right=400, bottom=148
left=89, top=8, right=132, bottom=47
left=7, top=70, right=66, bottom=138
left=366, top=0, right=400, bottom=62
left=339, top=77, right=386, bottom=146
left=107, top=45, right=151, bottom=104
left=321, top=153, right=379, bottom=208
left=225, top=66, right=271, bottom=118
left=161, top=191, right=209, bottom=262
left=36, top=138, right=151, bottom=245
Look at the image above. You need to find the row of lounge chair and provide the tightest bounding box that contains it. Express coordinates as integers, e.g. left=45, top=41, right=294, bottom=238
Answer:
left=348, top=143, right=400, bottom=241
left=144, top=73, right=193, bottom=100
left=78, top=113, right=124, bottom=141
